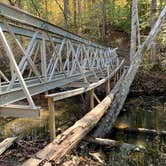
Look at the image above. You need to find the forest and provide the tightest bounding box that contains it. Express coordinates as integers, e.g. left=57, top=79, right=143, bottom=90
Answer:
left=2, top=1, right=164, bottom=38
left=2, top=0, right=165, bottom=63
left=0, top=0, right=165, bottom=166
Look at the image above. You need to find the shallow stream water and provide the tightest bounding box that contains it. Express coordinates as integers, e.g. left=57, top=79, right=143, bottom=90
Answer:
left=107, top=95, right=166, bottom=166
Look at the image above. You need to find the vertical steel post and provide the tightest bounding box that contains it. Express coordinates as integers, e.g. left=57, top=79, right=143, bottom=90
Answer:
left=41, top=34, right=47, bottom=81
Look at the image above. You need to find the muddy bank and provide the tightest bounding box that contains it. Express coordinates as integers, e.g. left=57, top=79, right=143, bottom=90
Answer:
left=130, top=69, right=166, bottom=96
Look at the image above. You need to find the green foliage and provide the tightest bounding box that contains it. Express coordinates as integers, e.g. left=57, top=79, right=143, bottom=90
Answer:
left=4, top=0, right=165, bottom=42
left=108, top=3, right=131, bottom=33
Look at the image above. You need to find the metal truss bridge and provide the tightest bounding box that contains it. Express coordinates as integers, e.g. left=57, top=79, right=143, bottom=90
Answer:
left=0, top=3, right=124, bottom=118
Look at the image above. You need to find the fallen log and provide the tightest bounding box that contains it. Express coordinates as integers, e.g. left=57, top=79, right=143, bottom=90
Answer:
left=86, top=137, right=145, bottom=151
left=22, top=70, right=127, bottom=166
left=85, top=137, right=145, bottom=151
left=92, top=6, right=166, bottom=138
left=114, top=127, right=166, bottom=135
left=86, top=137, right=145, bottom=165
left=0, top=137, right=17, bottom=155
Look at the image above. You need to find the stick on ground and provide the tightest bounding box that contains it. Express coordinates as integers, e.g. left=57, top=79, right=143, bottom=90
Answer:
left=0, top=137, right=17, bottom=155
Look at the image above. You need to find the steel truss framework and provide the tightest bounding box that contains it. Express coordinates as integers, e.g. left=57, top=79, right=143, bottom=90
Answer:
left=0, top=3, right=122, bottom=117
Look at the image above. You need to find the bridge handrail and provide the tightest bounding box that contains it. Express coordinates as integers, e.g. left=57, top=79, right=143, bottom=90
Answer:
left=46, top=59, right=124, bottom=102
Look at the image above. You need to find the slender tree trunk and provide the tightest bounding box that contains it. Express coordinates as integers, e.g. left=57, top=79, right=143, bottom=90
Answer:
left=110, top=0, right=115, bottom=24
left=54, top=0, right=69, bottom=29
left=73, top=0, right=77, bottom=29
left=45, top=0, right=48, bottom=20
left=64, top=0, right=69, bottom=30
left=150, top=0, right=157, bottom=65
left=77, top=0, right=82, bottom=31
left=17, top=0, right=22, bottom=8
left=102, top=0, right=107, bottom=40
left=130, top=0, right=137, bottom=63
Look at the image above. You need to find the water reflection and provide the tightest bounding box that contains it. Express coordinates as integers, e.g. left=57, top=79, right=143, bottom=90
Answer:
left=108, top=96, right=166, bottom=166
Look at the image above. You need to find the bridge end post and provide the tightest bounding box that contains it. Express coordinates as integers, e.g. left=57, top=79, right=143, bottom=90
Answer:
left=48, top=97, right=56, bottom=141
left=89, top=89, right=94, bottom=111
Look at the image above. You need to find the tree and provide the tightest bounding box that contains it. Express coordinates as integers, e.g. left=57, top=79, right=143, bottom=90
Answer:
left=73, top=0, right=77, bottom=29
left=64, top=0, right=70, bottom=29
left=45, top=0, right=48, bottom=20
left=150, top=0, right=157, bottom=64
left=28, top=0, right=41, bottom=17
left=130, top=0, right=137, bottom=63
left=54, top=0, right=70, bottom=30
left=77, top=0, right=82, bottom=30
left=102, top=0, right=107, bottom=40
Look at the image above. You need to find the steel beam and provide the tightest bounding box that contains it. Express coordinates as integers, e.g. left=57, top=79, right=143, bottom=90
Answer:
left=0, top=105, right=40, bottom=118
left=0, top=71, right=98, bottom=105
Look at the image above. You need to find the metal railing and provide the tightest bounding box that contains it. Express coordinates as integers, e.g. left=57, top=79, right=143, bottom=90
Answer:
left=0, top=3, right=122, bottom=117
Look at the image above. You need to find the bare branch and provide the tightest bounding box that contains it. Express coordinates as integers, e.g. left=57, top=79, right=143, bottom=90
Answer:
left=54, top=0, right=69, bottom=29
left=54, top=0, right=64, bottom=13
